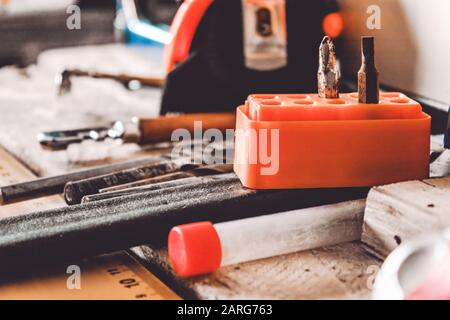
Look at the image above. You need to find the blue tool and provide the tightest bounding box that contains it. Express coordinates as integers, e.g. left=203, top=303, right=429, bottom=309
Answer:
left=116, top=0, right=172, bottom=45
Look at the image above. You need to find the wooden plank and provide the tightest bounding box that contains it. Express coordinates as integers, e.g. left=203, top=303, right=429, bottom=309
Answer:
left=430, top=149, right=450, bottom=178
left=0, top=252, right=179, bottom=300
left=0, top=147, right=179, bottom=300
left=133, top=242, right=381, bottom=300
left=0, top=148, right=63, bottom=217
left=362, top=171, right=450, bottom=259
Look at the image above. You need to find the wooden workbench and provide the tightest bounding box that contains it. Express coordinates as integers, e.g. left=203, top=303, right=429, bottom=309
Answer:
left=0, top=44, right=386, bottom=299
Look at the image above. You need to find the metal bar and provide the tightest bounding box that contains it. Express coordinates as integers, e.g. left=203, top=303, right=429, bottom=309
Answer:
left=0, top=156, right=166, bottom=204
left=63, top=158, right=192, bottom=205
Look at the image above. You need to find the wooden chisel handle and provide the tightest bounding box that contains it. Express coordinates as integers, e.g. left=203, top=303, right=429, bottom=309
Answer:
left=138, top=113, right=236, bottom=144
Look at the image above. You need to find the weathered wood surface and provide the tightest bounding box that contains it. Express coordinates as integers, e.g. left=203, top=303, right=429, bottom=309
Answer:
left=430, top=149, right=450, bottom=178
left=362, top=151, right=450, bottom=259
left=131, top=201, right=382, bottom=300
left=133, top=242, right=381, bottom=300
left=0, top=148, right=65, bottom=217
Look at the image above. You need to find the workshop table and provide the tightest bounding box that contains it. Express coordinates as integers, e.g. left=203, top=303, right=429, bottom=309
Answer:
left=0, top=44, right=381, bottom=299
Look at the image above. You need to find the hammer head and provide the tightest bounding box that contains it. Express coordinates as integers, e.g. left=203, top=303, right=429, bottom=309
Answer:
left=55, top=69, right=72, bottom=96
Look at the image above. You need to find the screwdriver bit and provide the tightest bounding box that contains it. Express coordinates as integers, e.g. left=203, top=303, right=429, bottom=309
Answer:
left=318, top=36, right=340, bottom=99
left=358, top=36, right=379, bottom=104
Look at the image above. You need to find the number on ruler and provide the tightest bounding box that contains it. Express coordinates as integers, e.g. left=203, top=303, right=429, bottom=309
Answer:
left=119, top=278, right=140, bottom=289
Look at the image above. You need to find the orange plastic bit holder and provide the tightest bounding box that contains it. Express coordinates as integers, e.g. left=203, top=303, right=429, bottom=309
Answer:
left=233, top=93, right=431, bottom=189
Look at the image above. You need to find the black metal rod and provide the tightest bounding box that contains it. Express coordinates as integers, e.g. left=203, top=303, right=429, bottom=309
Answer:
left=63, top=159, right=190, bottom=205
left=0, top=156, right=166, bottom=204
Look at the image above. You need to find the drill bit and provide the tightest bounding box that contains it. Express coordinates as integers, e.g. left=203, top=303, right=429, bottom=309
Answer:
left=358, top=36, right=379, bottom=104
left=318, top=36, right=340, bottom=99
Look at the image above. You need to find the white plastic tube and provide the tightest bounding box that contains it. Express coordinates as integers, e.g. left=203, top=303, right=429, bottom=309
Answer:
left=168, top=199, right=365, bottom=277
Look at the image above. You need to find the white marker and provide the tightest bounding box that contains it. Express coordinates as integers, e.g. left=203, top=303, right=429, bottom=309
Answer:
left=168, top=199, right=365, bottom=277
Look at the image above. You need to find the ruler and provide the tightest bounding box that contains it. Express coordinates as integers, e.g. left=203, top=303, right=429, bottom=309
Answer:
left=0, top=147, right=179, bottom=300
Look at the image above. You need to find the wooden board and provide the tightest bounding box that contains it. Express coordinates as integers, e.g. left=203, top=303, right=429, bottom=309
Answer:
left=0, top=252, right=179, bottom=300
left=0, top=148, right=63, bottom=216
left=0, top=147, right=179, bottom=300
left=362, top=151, right=450, bottom=259
left=133, top=243, right=381, bottom=300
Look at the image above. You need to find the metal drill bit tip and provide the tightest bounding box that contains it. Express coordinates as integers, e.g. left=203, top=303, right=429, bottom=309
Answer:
left=318, top=36, right=340, bottom=99
left=362, top=36, right=375, bottom=57
left=358, top=36, right=379, bottom=104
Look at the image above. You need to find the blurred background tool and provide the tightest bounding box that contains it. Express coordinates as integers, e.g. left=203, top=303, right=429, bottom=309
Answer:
left=161, top=0, right=343, bottom=114
left=38, top=112, right=236, bottom=150
left=57, top=68, right=165, bottom=96
left=317, top=36, right=340, bottom=99
left=115, top=0, right=175, bottom=45
left=358, top=36, right=379, bottom=104
left=0, top=0, right=115, bottom=67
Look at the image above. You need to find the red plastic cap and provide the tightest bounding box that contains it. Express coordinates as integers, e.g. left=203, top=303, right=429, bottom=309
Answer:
left=168, top=221, right=222, bottom=277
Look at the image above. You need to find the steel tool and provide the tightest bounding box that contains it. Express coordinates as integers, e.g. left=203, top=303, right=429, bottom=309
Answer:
left=38, top=112, right=236, bottom=150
